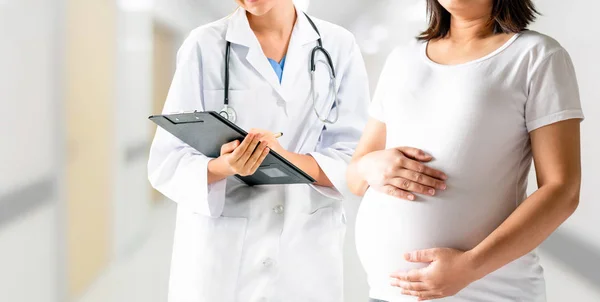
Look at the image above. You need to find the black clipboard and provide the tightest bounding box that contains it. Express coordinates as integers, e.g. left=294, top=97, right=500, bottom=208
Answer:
left=149, top=111, right=316, bottom=186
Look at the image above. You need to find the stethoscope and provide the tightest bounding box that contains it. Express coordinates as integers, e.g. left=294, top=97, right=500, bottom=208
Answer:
left=220, top=13, right=339, bottom=124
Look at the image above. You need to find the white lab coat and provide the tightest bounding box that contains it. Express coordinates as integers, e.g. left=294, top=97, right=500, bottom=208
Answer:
left=148, top=6, right=369, bottom=302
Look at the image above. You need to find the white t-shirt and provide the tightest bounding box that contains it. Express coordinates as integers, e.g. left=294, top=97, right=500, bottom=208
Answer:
left=355, top=30, right=584, bottom=302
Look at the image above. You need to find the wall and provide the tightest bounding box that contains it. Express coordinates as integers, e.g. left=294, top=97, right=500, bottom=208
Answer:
left=64, top=0, right=116, bottom=298
left=0, top=0, right=60, bottom=302
left=153, top=0, right=217, bottom=34
left=151, top=21, right=178, bottom=205
left=0, top=205, right=58, bottom=302
left=112, top=5, right=155, bottom=261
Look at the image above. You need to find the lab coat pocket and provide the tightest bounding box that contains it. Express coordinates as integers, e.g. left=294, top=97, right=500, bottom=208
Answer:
left=285, top=206, right=338, bottom=253
left=201, top=216, right=248, bottom=298
left=284, top=206, right=344, bottom=300
left=169, top=210, right=248, bottom=302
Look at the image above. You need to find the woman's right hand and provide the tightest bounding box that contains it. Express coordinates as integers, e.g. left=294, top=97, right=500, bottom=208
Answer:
left=357, top=147, right=448, bottom=201
left=208, top=133, right=270, bottom=181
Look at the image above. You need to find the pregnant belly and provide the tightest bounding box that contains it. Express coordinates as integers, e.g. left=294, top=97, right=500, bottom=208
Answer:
left=355, top=188, right=516, bottom=283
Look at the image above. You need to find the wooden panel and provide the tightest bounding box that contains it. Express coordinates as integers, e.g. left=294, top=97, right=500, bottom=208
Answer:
left=65, top=0, right=115, bottom=298
left=151, top=21, right=177, bottom=203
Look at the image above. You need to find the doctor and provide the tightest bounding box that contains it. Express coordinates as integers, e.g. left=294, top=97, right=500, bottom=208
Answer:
left=148, top=0, right=369, bottom=301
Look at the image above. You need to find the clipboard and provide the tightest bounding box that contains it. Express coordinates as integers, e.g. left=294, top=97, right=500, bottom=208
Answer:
left=149, top=111, right=316, bottom=186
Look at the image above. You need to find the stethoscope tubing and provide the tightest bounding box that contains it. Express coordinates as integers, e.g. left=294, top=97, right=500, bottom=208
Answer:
left=221, top=13, right=339, bottom=124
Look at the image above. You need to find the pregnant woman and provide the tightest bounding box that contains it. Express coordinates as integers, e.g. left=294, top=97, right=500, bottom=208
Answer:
left=347, top=0, right=584, bottom=301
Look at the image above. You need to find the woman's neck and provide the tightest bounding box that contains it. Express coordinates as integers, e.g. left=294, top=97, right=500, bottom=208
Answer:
left=247, top=1, right=297, bottom=38
left=448, top=14, right=494, bottom=43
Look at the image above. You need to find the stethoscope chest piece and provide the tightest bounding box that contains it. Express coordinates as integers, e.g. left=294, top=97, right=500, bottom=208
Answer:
left=221, top=13, right=338, bottom=125
left=219, top=105, right=237, bottom=123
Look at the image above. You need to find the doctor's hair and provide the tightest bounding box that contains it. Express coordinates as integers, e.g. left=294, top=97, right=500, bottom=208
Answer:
left=418, top=0, right=539, bottom=41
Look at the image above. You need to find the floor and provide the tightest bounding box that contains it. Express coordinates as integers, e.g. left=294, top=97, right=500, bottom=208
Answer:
left=76, top=201, right=176, bottom=302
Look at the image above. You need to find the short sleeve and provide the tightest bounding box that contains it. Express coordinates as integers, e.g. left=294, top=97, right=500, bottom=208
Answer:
left=525, top=48, right=584, bottom=132
left=369, top=48, right=402, bottom=123
left=368, top=84, right=386, bottom=123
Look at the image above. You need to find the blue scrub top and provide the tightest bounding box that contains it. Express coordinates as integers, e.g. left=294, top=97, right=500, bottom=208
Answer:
left=268, top=56, right=286, bottom=83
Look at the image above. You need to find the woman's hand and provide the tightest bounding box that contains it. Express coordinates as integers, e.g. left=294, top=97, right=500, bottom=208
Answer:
left=357, top=147, right=448, bottom=200
left=390, top=248, right=482, bottom=301
left=210, top=132, right=270, bottom=178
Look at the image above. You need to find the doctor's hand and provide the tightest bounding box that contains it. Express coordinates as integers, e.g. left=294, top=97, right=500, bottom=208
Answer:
left=390, top=248, right=482, bottom=301
left=247, top=128, right=285, bottom=155
left=357, top=147, right=447, bottom=201
left=213, top=133, right=271, bottom=177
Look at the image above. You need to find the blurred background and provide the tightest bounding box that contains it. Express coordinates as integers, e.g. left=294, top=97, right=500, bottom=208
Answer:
left=0, top=0, right=598, bottom=301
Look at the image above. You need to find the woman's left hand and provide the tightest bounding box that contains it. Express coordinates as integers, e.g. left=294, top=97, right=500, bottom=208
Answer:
left=390, top=248, right=482, bottom=301
left=248, top=128, right=285, bottom=154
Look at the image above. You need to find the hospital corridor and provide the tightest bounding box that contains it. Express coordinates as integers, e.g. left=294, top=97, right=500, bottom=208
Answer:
left=1, top=0, right=600, bottom=302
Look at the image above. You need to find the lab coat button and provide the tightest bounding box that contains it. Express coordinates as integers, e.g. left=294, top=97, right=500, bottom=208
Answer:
left=262, top=258, right=275, bottom=268
left=273, top=205, right=284, bottom=215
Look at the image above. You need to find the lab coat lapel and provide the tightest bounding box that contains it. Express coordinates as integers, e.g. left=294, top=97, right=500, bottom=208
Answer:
left=246, top=47, right=283, bottom=94
left=225, top=7, right=320, bottom=104
left=226, top=8, right=284, bottom=100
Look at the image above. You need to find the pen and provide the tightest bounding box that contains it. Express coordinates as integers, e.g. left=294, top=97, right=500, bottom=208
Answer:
left=274, top=132, right=283, bottom=139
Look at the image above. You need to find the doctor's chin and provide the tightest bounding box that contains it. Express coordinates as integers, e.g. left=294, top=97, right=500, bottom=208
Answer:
left=1, top=0, right=598, bottom=302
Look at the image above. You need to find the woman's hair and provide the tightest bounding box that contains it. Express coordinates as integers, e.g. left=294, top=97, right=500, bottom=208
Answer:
left=418, top=0, right=539, bottom=41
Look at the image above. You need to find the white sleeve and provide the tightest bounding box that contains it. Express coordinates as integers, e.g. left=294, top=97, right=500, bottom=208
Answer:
left=368, top=48, right=400, bottom=123
left=308, top=40, right=370, bottom=200
left=526, top=48, right=584, bottom=132
left=147, top=37, right=227, bottom=218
